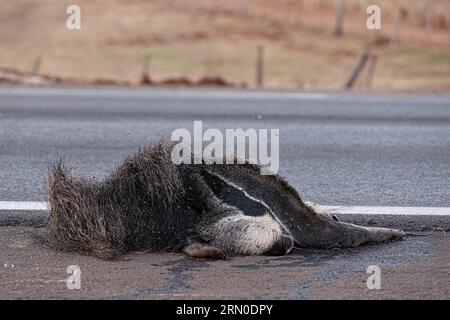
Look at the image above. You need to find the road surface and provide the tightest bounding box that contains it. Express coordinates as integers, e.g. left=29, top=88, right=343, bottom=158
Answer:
left=0, top=87, right=449, bottom=206
left=0, top=87, right=449, bottom=299
left=1, top=226, right=449, bottom=299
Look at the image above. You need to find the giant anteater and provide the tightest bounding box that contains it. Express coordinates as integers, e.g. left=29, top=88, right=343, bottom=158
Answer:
left=46, top=140, right=405, bottom=260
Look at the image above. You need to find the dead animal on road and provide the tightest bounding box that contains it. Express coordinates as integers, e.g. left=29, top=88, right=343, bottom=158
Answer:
left=46, top=140, right=405, bottom=260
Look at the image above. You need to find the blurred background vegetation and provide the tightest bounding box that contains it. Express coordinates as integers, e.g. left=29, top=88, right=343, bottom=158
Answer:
left=0, top=0, right=449, bottom=91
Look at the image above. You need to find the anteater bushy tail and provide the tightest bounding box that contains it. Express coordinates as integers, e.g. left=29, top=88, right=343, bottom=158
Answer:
left=46, top=160, right=124, bottom=259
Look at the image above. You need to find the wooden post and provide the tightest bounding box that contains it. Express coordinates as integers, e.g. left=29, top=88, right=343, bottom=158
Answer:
left=365, top=54, right=378, bottom=90
left=142, top=54, right=151, bottom=75
left=447, top=2, right=450, bottom=52
left=283, top=0, right=291, bottom=36
left=423, top=0, right=433, bottom=42
left=361, top=0, right=368, bottom=31
left=239, top=2, right=249, bottom=15
left=392, top=5, right=403, bottom=43
left=256, top=45, right=265, bottom=88
left=141, top=54, right=152, bottom=84
left=32, top=57, right=42, bottom=75
left=344, top=51, right=370, bottom=90
left=334, top=0, right=345, bottom=37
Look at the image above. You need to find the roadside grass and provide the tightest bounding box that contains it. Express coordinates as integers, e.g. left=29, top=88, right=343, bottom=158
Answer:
left=0, top=0, right=449, bottom=91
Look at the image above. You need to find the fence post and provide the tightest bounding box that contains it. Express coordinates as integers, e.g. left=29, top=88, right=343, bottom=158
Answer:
left=283, top=0, right=291, bottom=36
left=344, top=50, right=370, bottom=90
left=334, top=0, right=345, bottom=37
left=361, top=0, right=368, bottom=31
left=423, top=0, right=433, bottom=42
left=141, top=54, right=152, bottom=84
left=392, top=5, right=403, bottom=43
left=256, top=45, right=265, bottom=88
left=32, top=57, right=42, bottom=75
left=447, top=2, right=450, bottom=51
left=239, top=2, right=249, bottom=15
left=365, top=54, right=378, bottom=90
left=142, top=54, right=151, bottom=74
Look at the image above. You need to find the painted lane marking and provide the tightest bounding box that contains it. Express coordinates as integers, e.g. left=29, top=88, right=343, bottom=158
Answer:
left=0, top=201, right=449, bottom=216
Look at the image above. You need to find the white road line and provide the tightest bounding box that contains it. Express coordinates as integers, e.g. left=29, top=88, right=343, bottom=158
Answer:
left=0, top=201, right=449, bottom=216
left=309, top=204, right=450, bottom=216
left=0, top=201, right=48, bottom=211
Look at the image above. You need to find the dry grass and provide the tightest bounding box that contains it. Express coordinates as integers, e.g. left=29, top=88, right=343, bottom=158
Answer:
left=0, top=0, right=449, bottom=90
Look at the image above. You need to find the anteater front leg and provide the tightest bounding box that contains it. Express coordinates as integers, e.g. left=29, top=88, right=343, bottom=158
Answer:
left=182, top=236, right=226, bottom=260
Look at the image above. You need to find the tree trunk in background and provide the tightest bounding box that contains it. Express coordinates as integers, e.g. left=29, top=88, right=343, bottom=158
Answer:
left=334, top=0, right=345, bottom=37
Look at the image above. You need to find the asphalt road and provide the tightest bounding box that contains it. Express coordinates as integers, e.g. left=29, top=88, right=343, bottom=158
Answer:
left=1, top=227, right=449, bottom=299
left=0, top=87, right=449, bottom=300
left=0, top=87, right=449, bottom=207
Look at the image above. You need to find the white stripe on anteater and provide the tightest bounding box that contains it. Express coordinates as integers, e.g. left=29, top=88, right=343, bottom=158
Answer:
left=204, top=170, right=292, bottom=236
